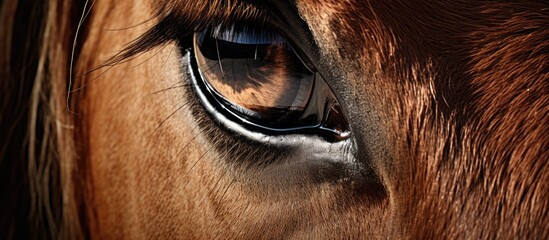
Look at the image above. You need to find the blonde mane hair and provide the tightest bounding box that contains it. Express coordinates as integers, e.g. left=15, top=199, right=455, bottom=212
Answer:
left=1, top=0, right=547, bottom=239
left=1, top=1, right=87, bottom=239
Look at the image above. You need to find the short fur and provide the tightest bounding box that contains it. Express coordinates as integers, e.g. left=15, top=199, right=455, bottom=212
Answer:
left=1, top=0, right=547, bottom=239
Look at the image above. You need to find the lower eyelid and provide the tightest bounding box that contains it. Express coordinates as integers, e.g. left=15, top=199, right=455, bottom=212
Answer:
left=191, top=23, right=351, bottom=141
left=186, top=50, right=353, bottom=152
left=180, top=31, right=369, bottom=192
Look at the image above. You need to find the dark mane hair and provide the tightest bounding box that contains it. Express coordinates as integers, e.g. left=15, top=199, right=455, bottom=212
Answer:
left=1, top=0, right=547, bottom=239
left=1, top=0, right=89, bottom=239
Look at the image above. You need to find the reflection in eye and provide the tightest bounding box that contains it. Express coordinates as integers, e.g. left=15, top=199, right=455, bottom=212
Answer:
left=192, top=25, right=350, bottom=140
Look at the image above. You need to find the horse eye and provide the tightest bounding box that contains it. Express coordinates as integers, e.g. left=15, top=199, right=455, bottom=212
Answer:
left=192, top=25, right=350, bottom=140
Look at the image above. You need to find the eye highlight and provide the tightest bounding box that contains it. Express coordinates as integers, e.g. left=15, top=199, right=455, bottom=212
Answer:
left=192, top=24, right=350, bottom=140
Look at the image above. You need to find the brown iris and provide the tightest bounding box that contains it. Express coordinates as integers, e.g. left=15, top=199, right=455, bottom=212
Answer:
left=194, top=27, right=314, bottom=120
left=192, top=25, right=349, bottom=139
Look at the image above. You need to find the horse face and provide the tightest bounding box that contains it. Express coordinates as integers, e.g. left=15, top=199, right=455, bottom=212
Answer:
left=79, top=0, right=548, bottom=238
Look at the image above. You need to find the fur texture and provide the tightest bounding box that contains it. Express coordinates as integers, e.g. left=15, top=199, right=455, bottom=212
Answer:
left=1, top=0, right=547, bottom=239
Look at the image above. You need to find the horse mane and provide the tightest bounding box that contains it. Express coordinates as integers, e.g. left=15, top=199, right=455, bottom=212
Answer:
left=0, top=0, right=87, bottom=239
left=1, top=0, right=547, bottom=239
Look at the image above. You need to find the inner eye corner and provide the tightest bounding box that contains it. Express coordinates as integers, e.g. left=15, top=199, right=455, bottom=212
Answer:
left=188, top=24, right=351, bottom=142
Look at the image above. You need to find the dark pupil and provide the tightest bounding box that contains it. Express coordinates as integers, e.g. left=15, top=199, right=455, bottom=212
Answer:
left=194, top=28, right=314, bottom=125
left=193, top=26, right=350, bottom=139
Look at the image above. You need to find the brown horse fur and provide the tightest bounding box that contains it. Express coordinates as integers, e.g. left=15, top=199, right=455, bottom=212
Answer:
left=1, top=0, right=547, bottom=239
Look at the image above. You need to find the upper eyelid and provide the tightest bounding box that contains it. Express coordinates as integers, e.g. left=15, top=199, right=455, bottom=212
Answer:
left=101, top=1, right=273, bottom=68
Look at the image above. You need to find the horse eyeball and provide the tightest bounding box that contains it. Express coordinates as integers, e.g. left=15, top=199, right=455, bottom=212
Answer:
left=192, top=24, right=350, bottom=140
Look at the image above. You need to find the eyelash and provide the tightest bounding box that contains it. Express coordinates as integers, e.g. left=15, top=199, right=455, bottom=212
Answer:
left=102, top=3, right=353, bottom=143
left=96, top=5, right=370, bottom=183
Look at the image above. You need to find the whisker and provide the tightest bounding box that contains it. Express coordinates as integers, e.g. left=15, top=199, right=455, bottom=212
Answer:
left=68, top=0, right=96, bottom=114
left=211, top=173, right=237, bottom=238
left=78, top=46, right=159, bottom=81
left=181, top=122, right=218, bottom=177
left=185, top=144, right=214, bottom=176
left=128, top=44, right=169, bottom=69
left=102, top=16, right=158, bottom=31
left=209, top=168, right=230, bottom=199
left=162, top=44, right=176, bottom=71
left=155, top=100, right=190, bottom=131
left=153, top=81, right=182, bottom=93
left=215, top=39, right=224, bottom=77
left=199, top=61, right=221, bottom=75
left=217, top=178, right=236, bottom=206
left=73, top=45, right=171, bottom=94
left=81, top=0, right=96, bottom=23
left=150, top=83, right=191, bottom=95
left=69, top=64, right=117, bottom=93
left=176, top=123, right=203, bottom=157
